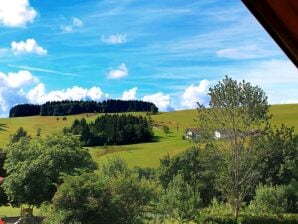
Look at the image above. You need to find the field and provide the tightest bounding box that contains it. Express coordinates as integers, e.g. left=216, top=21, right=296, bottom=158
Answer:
left=0, top=104, right=298, bottom=168
left=0, top=104, right=297, bottom=216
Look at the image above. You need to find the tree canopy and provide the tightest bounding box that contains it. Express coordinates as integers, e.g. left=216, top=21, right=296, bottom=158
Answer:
left=65, top=114, right=154, bottom=146
left=197, top=76, right=271, bottom=219
left=3, top=134, right=97, bottom=207
left=44, top=158, right=157, bottom=224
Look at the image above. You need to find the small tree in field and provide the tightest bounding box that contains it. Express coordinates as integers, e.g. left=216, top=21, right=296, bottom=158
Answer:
left=0, top=124, right=6, bottom=132
left=9, top=127, right=28, bottom=143
left=197, top=76, right=270, bottom=220
left=162, top=125, right=170, bottom=136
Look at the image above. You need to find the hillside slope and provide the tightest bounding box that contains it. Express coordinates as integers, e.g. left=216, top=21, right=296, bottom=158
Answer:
left=0, top=104, right=297, bottom=168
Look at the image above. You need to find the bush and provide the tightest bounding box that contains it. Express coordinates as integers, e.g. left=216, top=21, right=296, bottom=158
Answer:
left=286, top=180, right=298, bottom=213
left=197, top=214, right=298, bottom=224
left=44, top=159, right=158, bottom=224
left=157, top=174, right=202, bottom=223
left=248, top=184, right=288, bottom=215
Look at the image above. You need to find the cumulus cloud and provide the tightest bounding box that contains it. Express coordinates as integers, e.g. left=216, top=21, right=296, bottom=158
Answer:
left=61, top=17, right=84, bottom=33
left=0, top=88, right=27, bottom=115
left=230, top=59, right=298, bottom=105
left=0, top=70, right=38, bottom=116
left=142, top=92, right=173, bottom=111
left=11, top=39, right=47, bottom=55
left=108, top=63, right=128, bottom=79
left=181, top=79, right=210, bottom=109
left=122, top=87, right=137, bottom=100
left=240, top=59, right=298, bottom=85
left=0, top=0, right=37, bottom=27
left=101, top=34, right=127, bottom=44
left=216, top=45, right=276, bottom=60
left=0, top=70, right=38, bottom=88
left=27, top=84, right=109, bottom=104
left=72, top=17, right=83, bottom=27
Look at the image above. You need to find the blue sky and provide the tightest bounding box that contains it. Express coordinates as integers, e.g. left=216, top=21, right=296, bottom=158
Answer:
left=0, top=0, right=297, bottom=116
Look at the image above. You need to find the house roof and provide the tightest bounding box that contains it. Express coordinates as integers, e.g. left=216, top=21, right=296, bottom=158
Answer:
left=185, top=128, right=200, bottom=134
left=242, top=0, right=298, bottom=67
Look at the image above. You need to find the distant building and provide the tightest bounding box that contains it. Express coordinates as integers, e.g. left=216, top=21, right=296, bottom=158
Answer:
left=184, top=128, right=200, bottom=140
left=184, top=128, right=260, bottom=141
left=214, top=129, right=261, bottom=139
left=214, top=129, right=231, bottom=140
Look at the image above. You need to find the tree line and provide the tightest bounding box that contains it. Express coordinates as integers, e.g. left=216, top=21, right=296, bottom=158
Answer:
left=9, top=100, right=158, bottom=117
left=64, top=114, right=154, bottom=146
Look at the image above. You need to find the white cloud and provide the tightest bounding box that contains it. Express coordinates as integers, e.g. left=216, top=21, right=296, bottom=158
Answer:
left=0, top=69, right=38, bottom=116
left=231, top=59, right=298, bottom=105
left=11, top=39, right=47, bottom=55
left=108, top=63, right=128, bottom=79
left=122, top=87, right=137, bottom=100
left=101, top=34, right=127, bottom=44
left=0, top=88, right=27, bottom=114
left=181, top=79, right=210, bottom=109
left=61, top=17, right=84, bottom=33
left=0, top=70, right=38, bottom=88
left=27, top=84, right=109, bottom=104
left=281, top=99, right=298, bottom=104
left=27, top=83, right=46, bottom=104
left=241, top=59, right=298, bottom=85
left=142, top=92, right=172, bottom=111
left=72, top=17, right=83, bottom=27
left=216, top=45, right=276, bottom=60
left=0, top=0, right=37, bottom=27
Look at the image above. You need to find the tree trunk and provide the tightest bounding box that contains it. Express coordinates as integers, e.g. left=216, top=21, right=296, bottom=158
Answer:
left=232, top=200, right=239, bottom=223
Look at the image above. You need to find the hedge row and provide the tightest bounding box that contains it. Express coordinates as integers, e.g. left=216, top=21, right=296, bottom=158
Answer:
left=198, top=215, right=298, bottom=224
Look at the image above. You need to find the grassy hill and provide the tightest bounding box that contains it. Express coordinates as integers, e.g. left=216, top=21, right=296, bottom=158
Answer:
left=0, top=104, right=297, bottom=169
left=0, top=104, right=297, bottom=216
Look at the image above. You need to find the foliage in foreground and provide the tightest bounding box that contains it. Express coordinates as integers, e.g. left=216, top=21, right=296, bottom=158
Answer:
left=156, top=173, right=202, bottom=223
left=248, top=184, right=288, bottom=215
left=3, top=134, right=97, bottom=207
left=158, top=145, right=221, bottom=206
left=44, top=158, right=158, bottom=224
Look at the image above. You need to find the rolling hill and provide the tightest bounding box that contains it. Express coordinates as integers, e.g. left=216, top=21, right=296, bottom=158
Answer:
left=0, top=104, right=297, bottom=168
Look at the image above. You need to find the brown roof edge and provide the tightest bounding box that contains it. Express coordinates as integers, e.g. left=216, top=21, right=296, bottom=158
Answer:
left=242, top=0, right=298, bottom=67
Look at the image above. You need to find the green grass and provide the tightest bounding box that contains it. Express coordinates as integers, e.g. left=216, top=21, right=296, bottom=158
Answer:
left=0, top=104, right=297, bottom=169
left=0, top=206, right=41, bottom=217
left=269, top=104, right=298, bottom=129
left=0, top=104, right=297, bottom=216
left=0, top=206, right=20, bottom=217
left=89, top=128, right=196, bottom=168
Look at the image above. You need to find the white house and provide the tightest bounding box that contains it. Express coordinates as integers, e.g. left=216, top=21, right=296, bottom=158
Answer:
left=214, top=130, right=230, bottom=140
left=184, top=128, right=200, bottom=140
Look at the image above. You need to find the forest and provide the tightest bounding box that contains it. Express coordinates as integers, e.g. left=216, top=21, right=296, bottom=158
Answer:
left=9, top=100, right=158, bottom=117
left=64, top=114, right=154, bottom=146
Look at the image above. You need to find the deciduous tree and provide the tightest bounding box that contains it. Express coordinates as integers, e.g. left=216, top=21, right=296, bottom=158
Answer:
left=3, top=134, right=96, bottom=207
left=197, top=76, right=270, bottom=220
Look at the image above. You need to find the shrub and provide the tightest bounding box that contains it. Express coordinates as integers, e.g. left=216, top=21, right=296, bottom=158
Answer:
left=248, top=184, right=288, bottom=215
left=157, top=174, right=202, bottom=223
left=197, top=214, right=298, bottom=224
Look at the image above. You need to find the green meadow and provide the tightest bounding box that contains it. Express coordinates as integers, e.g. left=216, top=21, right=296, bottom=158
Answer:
left=0, top=104, right=297, bottom=216
left=0, top=104, right=297, bottom=169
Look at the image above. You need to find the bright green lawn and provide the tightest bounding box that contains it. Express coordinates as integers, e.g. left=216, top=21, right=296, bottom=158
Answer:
left=90, top=128, right=196, bottom=168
